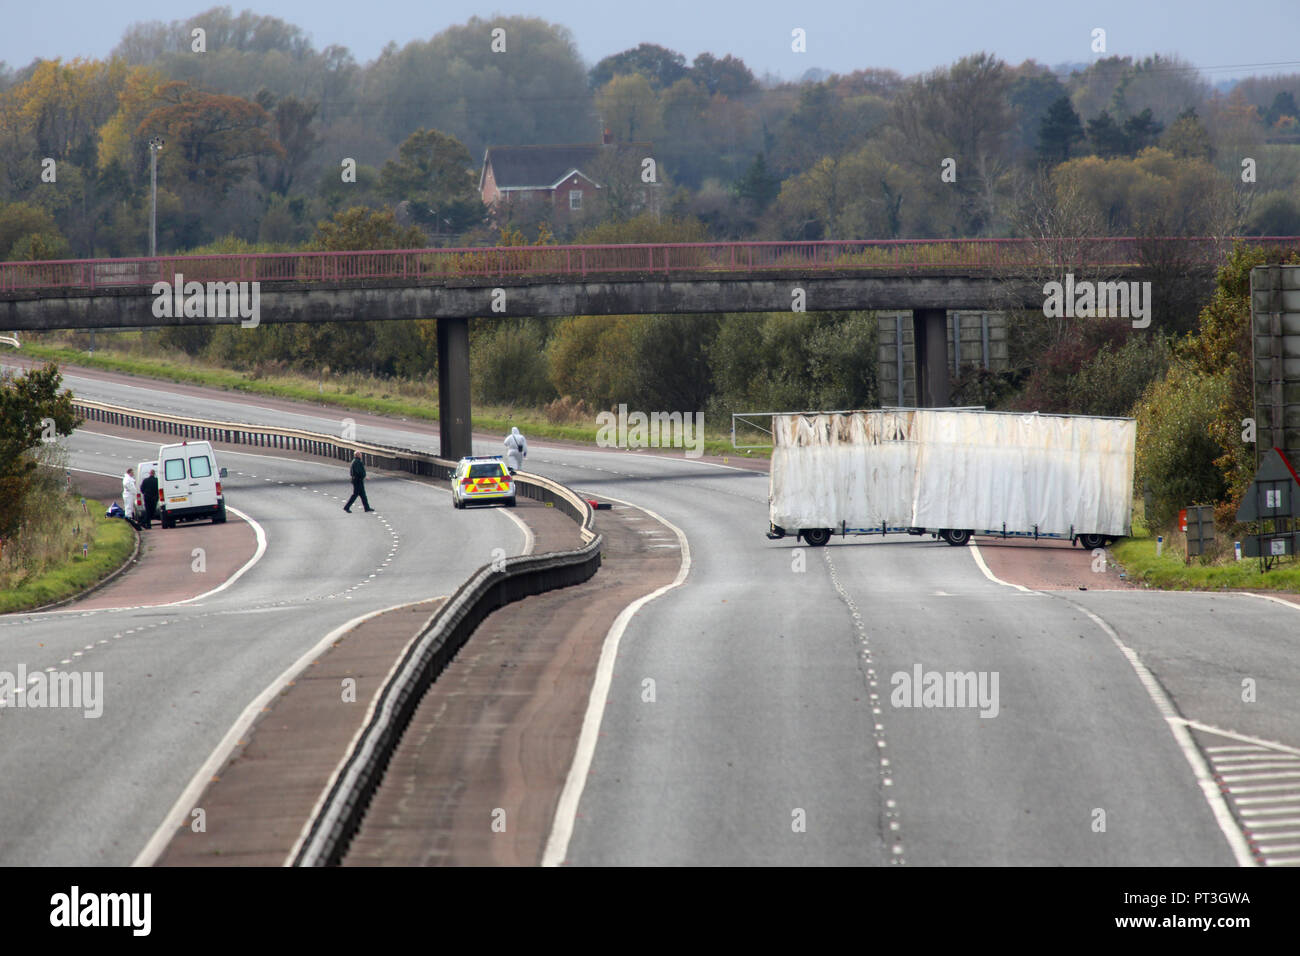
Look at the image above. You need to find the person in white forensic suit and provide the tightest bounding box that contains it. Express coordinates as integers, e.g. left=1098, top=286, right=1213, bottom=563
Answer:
left=503, top=426, right=528, bottom=473
left=122, top=467, right=140, bottom=528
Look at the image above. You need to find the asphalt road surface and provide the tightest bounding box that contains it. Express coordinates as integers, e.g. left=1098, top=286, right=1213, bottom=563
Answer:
left=7, top=362, right=1300, bottom=866
left=0, top=420, right=526, bottom=865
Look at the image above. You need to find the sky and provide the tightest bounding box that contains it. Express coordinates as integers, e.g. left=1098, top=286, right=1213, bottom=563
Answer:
left=3, top=0, right=1299, bottom=82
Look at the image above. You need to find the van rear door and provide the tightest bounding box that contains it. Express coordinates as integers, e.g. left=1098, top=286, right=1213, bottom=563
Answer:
left=185, top=449, right=218, bottom=509
left=160, top=452, right=189, bottom=508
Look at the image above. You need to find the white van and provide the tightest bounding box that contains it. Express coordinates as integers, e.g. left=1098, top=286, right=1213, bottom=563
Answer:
left=135, top=459, right=159, bottom=526
left=157, top=441, right=228, bottom=527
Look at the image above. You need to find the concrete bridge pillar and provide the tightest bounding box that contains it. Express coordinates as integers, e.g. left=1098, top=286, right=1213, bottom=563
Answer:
left=913, top=308, right=951, bottom=407
left=437, top=317, right=473, bottom=461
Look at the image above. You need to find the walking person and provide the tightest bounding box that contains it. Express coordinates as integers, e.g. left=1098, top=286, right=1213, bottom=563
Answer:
left=139, top=468, right=159, bottom=530
left=122, top=467, right=141, bottom=530
left=343, top=451, right=374, bottom=513
left=504, top=426, right=528, bottom=474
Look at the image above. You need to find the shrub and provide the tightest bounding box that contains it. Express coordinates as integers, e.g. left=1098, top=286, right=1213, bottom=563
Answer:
left=1133, top=361, right=1230, bottom=529
left=471, top=321, right=556, bottom=406
left=1068, top=333, right=1172, bottom=417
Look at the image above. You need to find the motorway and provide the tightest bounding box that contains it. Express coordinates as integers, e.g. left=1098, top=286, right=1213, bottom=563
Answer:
left=4, top=363, right=1300, bottom=866
left=0, top=394, right=528, bottom=865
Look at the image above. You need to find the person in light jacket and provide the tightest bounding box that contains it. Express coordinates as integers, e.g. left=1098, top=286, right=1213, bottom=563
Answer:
left=504, top=427, right=528, bottom=473
left=122, top=467, right=140, bottom=529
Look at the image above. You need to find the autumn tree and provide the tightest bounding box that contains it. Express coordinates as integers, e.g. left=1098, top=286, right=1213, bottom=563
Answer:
left=136, top=81, right=283, bottom=194
left=596, top=74, right=664, bottom=144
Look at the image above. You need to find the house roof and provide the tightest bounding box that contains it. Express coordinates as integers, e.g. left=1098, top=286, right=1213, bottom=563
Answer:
left=480, top=142, right=653, bottom=192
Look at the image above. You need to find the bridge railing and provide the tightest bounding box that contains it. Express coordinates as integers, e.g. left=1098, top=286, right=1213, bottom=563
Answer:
left=5, top=237, right=1299, bottom=293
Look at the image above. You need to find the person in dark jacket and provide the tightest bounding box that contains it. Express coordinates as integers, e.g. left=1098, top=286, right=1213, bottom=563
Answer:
left=139, top=468, right=159, bottom=529
left=344, top=451, right=374, bottom=512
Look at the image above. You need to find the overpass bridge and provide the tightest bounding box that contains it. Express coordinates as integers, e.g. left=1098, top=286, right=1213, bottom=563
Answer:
left=4, top=237, right=1295, bottom=459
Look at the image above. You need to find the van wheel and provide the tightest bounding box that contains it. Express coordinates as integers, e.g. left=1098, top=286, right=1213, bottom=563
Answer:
left=506, top=498, right=516, bottom=508
left=941, top=529, right=972, bottom=546
left=802, top=528, right=832, bottom=547
left=161, top=512, right=174, bottom=529
left=213, top=501, right=227, bottom=524
left=1078, top=533, right=1106, bottom=550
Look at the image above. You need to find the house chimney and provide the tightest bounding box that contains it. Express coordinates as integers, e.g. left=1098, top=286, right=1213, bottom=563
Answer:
left=602, top=128, right=613, bottom=145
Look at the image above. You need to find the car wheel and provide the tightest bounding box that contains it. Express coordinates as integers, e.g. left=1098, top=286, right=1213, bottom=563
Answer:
left=506, top=498, right=516, bottom=508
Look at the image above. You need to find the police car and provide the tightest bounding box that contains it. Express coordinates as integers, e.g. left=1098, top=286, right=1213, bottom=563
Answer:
left=451, top=456, right=516, bottom=508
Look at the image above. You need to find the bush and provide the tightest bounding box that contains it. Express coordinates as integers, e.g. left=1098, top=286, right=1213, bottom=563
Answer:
left=1068, top=333, right=1172, bottom=417
left=545, top=316, right=641, bottom=410
left=708, top=311, right=878, bottom=420
left=471, top=321, right=556, bottom=406
left=1133, top=361, right=1230, bottom=529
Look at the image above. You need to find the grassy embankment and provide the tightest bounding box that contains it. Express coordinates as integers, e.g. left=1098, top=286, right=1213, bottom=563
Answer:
left=22, top=338, right=760, bottom=459
left=0, top=494, right=135, bottom=613
left=1111, top=506, right=1300, bottom=592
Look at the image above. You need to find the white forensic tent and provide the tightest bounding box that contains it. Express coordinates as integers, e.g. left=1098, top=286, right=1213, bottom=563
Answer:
left=769, top=408, right=1135, bottom=537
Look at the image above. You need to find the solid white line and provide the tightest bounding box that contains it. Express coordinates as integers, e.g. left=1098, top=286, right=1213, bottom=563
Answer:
left=166, top=506, right=267, bottom=606
left=132, top=598, right=433, bottom=867
left=540, top=493, right=691, bottom=868
left=1183, top=720, right=1300, bottom=758
left=1230, top=782, right=1300, bottom=794
left=1215, top=761, right=1300, bottom=772
left=968, top=556, right=1262, bottom=866
left=1220, top=771, right=1300, bottom=783
left=1240, top=592, right=1300, bottom=613
left=1046, top=595, right=1255, bottom=865
left=1240, top=805, right=1300, bottom=816
left=1240, top=818, right=1300, bottom=828
left=968, top=543, right=1033, bottom=592
left=1236, top=793, right=1300, bottom=805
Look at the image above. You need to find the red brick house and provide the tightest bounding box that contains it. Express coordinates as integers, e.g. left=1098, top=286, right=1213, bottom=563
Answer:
left=478, top=135, right=656, bottom=223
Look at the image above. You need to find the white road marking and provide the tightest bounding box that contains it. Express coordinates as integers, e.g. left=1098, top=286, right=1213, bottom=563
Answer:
left=969, top=556, right=1257, bottom=866
left=134, top=596, right=444, bottom=867
left=283, top=595, right=450, bottom=865
left=969, top=543, right=1032, bottom=592
left=541, top=495, right=690, bottom=868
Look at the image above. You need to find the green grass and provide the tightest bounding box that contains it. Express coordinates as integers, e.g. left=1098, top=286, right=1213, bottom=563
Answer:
left=0, top=499, right=136, bottom=614
left=1110, top=511, right=1300, bottom=592
left=25, top=341, right=756, bottom=459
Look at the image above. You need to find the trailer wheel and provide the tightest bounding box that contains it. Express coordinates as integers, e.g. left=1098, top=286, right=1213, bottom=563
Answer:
left=941, top=529, right=972, bottom=546
left=1078, top=533, right=1106, bottom=550
left=802, top=528, right=832, bottom=547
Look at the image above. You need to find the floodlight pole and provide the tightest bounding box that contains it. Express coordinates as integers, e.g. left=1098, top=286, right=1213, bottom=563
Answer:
left=149, top=137, right=164, bottom=257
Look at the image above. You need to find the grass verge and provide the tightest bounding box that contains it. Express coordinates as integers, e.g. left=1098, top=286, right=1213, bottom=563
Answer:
left=0, top=498, right=136, bottom=614
left=23, top=341, right=754, bottom=458
left=1111, top=513, right=1300, bottom=592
